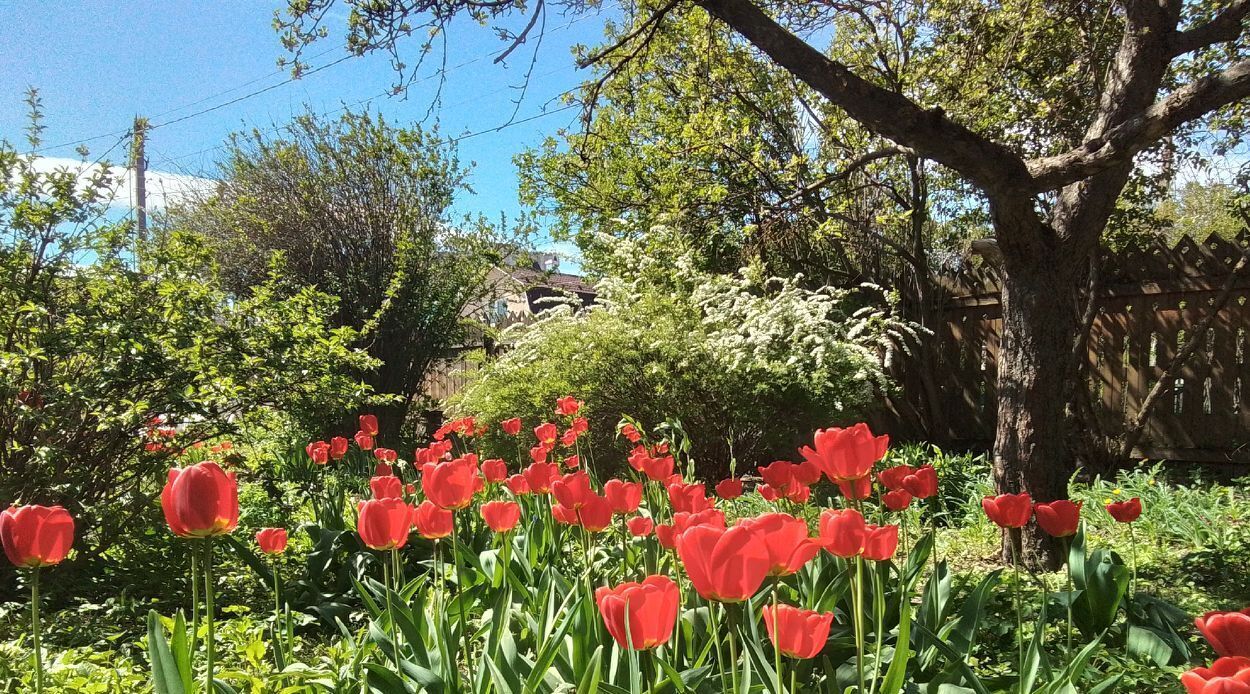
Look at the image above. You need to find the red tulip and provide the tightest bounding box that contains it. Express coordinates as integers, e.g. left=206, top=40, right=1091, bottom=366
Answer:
left=836, top=475, right=873, bottom=501
left=552, top=503, right=579, bottom=525
left=1106, top=497, right=1142, bottom=523
left=577, top=494, right=614, bottom=532
left=559, top=429, right=577, bottom=447
left=1182, top=657, right=1250, bottom=693
left=570, top=417, right=589, bottom=434
left=715, top=478, right=743, bottom=500
left=358, top=498, right=412, bottom=550
left=762, top=603, right=834, bottom=659
left=758, top=460, right=799, bottom=490
left=534, top=422, right=559, bottom=446
left=1196, top=608, right=1250, bottom=658
left=817, top=508, right=866, bottom=558
left=862, top=524, right=900, bottom=561
left=329, top=436, right=349, bottom=460
left=1035, top=500, right=1082, bottom=538
left=982, top=493, right=1033, bottom=528
left=375, top=462, right=394, bottom=477
left=758, top=485, right=780, bottom=502
left=668, top=482, right=714, bottom=514
left=255, top=528, right=287, bottom=555
left=373, top=448, right=397, bottom=463
left=882, top=489, right=913, bottom=511
left=413, top=500, right=453, bottom=539
left=523, top=461, right=560, bottom=494
left=552, top=471, right=594, bottom=509
left=676, top=523, right=770, bottom=602
left=877, top=464, right=915, bottom=491
left=162, top=462, right=239, bottom=538
left=481, top=501, right=522, bottom=533
left=902, top=465, right=938, bottom=499
left=354, top=431, right=374, bottom=451
left=800, top=423, right=888, bottom=482
left=737, top=512, right=820, bottom=576
left=422, top=456, right=479, bottom=510
left=0, top=505, right=74, bottom=568
left=482, top=459, right=508, bottom=483
left=501, top=417, right=522, bottom=436
left=370, top=475, right=403, bottom=499
left=505, top=474, right=532, bottom=496
left=605, top=479, right=643, bottom=515
left=306, top=441, right=330, bottom=465
left=596, top=575, right=679, bottom=650
left=359, top=414, right=379, bottom=437
left=640, top=454, right=675, bottom=482
left=628, top=516, right=654, bottom=537
left=620, top=423, right=642, bottom=443
left=555, top=396, right=583, bottom=416
left=563, top=454, right=580, bottom=469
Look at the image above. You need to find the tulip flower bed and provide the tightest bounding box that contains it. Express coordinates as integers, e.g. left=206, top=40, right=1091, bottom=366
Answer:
left=1, top=401, right=1248, bottom=693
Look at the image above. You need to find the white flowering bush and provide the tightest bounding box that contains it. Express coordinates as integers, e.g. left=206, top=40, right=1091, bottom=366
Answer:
left=453, top=228, right=920, bottom=473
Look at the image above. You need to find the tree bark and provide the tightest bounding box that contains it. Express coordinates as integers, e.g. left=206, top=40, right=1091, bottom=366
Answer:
left=992, top=255, right=1076, bottom=569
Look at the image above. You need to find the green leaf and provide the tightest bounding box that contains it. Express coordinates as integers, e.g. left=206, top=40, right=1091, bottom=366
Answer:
left=146, top=611, right=186, bottom=694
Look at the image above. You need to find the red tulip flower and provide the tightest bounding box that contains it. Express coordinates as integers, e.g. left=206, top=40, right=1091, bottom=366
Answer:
left=374, top=448, right=397, bottom=463
left=620, top=423, right=642, bottom=443
left=375, top=462, right=393, bottom=477
left=837, top=475, right=873, bottom=501
left=555, top=396, right=583, bottom=416
left=763, top=603, right=835, bottom=659
left=505, top=474, right=532, bottom=496
left=481, top=501, right=522, bottom=533
left=737, top=512, right=820, bottom=576
left=570, top=417, right=589, bottom=434
left=901, top=465, right=938, bottom=499
left=861, top=524, right=900, bottom=561
left=628, top=516, right=654, bottom=537
left=523, top=462, right=560, bottom=494
left=877, top=464, right=915, bottom=491
left=576, top=494, right=615, bottom=532
left=529, top=445, right=548, bottom=465
left=501, top=417, right=522, bottom=436
left=800, top=423, right=889, bottom=482
left=354, top=431, right=374, bottom=451
left=668, top=482, right=714, bottom=514
left=560, top=429, right=579, bottom=447
left=817, top=508, right=867, bottom=558
left=357, top=498, right=412, bottom=550
left=255, top=528, right=288, bottom=555
left=563, top=454, right=580, bottom=469
left=1035, top=500, right=1082, bottom=538
left=882, top=489, right=913, bottom=511
left=1196, top=608, right=1250, bottom=658
left=1106, top=497, right=1143, bottom=523
left=982, top=493, right=1034, bottom=528
left=534, top=422, right=559, bottom=446
left=359, top=414, right=379, bottom=437
left=413, top=500, right=453, bottom=540
left=370, top=475, right=403, bottom=499
left=1181, top=657, right=1250, bottom=693
left=596, top=575, right=680, bottom=650
left=162, top=462, right=239, bottom=538
left=640, top=454, right=675, bottom=482
left=552, top=471, right=594, bottom=509
left=0, top=505, right=74, bottom=568
left=306, top=441, right=330, bottom=465
left=676, top=523, right=771, bottom=602
left=422, top=456, right=480, bottom=510
left=482, top=459, right=508, bottom=483
left=715, top=478, right=743, bottom=500
left=605, top=479, right=643, bottom=515
left=329, top=436, right=349, bottom=460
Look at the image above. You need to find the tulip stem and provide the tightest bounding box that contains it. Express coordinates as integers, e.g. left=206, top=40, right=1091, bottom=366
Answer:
left=1127, top=522, right=1138, bottom=607
left=204, top=537, right=216, bottom=693
left=1009, top=530, right=1023, bottom=685
left=871, top=563, right=886, bottom=694
left=709, top=602, right=730, bottom=694
left=30, top=567, right=43, bottom=694
left=772, top=582, right=783, bottom=694
left=853, top=556, right=866, bottom=694
left=450, top=514, right=470, bottom=690
left=384, top=550, right=401, bottom=672
left=1064, top=535, right=1073, bottom=657
left=272, top=557, right=284, bottom=676
left=727, top=607, right=740, bottom=694
left=190, top=542, right=200, bottom=661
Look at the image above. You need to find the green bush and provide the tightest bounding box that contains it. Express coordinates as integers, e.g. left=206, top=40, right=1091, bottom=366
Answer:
left=452, top=228, right=920, bottom=477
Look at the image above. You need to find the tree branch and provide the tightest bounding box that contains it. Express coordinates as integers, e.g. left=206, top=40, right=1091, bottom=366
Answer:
left=1169, top=0, right=1250, bottom=56
left=691, top=0, right=1033, bottom=198
left=1029, top=57, right=1250, bottom=190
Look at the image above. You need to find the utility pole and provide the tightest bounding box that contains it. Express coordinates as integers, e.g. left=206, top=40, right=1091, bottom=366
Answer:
left=131, top=116, right=148, bottom=244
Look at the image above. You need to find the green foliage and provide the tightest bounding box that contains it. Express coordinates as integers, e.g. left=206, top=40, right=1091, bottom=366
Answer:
left=453, top=229, right=918, bottom=473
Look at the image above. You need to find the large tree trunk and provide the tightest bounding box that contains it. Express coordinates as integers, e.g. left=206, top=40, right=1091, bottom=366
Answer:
left=993, top=249, right=1077, bottom=570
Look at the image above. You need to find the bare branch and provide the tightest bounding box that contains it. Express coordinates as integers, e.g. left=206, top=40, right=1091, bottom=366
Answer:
left=1169, top=0, right=1250, bottom=56
left=494, top=0, right=545, bottom=64
left=577, top=0, right=681, bottom=68
left=1028, top=57, right=1250, bottom=191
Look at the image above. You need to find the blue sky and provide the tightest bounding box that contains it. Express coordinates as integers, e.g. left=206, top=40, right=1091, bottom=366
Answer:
left=0, top=2, right=616, bottom=267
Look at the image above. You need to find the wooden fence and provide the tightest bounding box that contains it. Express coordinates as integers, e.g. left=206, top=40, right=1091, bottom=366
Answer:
left=925, top=232, right=1250, bottom=463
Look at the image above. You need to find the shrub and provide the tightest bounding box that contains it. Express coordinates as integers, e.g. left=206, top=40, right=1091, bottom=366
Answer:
left=452, top=228, right=919, bottom=476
